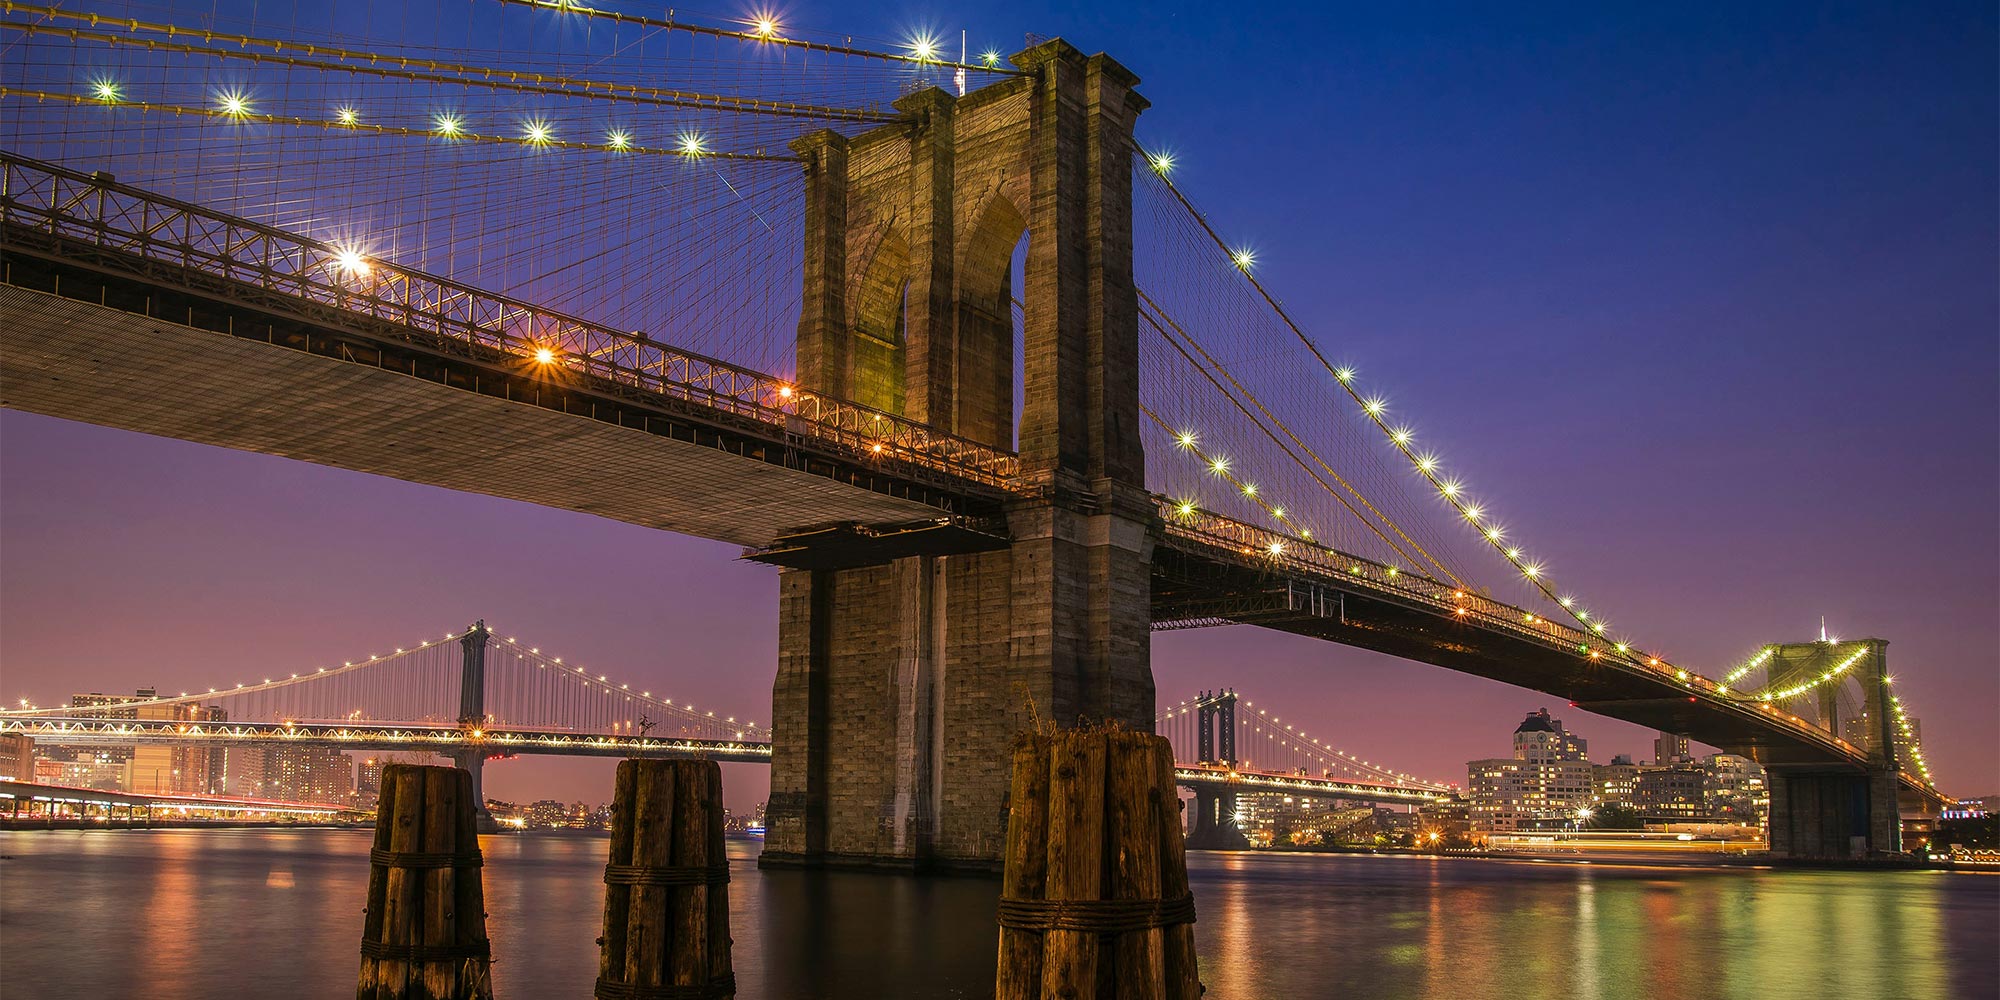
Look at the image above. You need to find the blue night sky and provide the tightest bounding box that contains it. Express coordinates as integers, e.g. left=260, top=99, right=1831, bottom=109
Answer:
left=2, top=0, right=1994, bottom=808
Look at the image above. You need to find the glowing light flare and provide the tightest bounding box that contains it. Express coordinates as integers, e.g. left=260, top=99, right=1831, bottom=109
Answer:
left=533, top=347, right=557, bottom=364
left=217, top=90, right=251, bottom=118
left=908, top=33, right=941, bottom=61
left=676, top=132, right=710, bottom=156
left=607, top=129, right=632, bottom=149
left=523, top=120, right=553, bottom=145
left=332, top=249, right=370, bottom=276
left=433, top=114, right=463, bottom=137
left=1231, top=247, right=1257, bottom=271
left=750, top=15, right=780, bottom=38
left=91, top=79, right=120, bottom=101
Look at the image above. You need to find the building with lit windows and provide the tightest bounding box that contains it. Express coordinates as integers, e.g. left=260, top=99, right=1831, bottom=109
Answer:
left=1634, top=765, right=1708, bottom=820
left=1467, top=708, right=1594, bottom=833
left=1591, top=754, right=1641, bottom=808
left=265, top=746, right=356, bottom=804
left=1702, top=754, right=1768, bottom=827
left=0, top=734, right=34, bottom=781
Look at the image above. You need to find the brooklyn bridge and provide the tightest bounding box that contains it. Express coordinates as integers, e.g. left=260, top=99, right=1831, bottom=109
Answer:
left=0, top=0, right=1951, bottom=868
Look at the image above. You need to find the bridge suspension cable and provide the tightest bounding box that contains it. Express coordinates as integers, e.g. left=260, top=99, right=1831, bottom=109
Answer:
left=1136, top=149, right=1714, bottom=682
left=1139, top=289, right=1467, bottom=587
left=1155, top=693, right=1454, bottom=792
left=0, top=8, right=900, bottom=123
left=488, top=0, right=1032, bottom=77
left=0, top=87, right=801, bottom=162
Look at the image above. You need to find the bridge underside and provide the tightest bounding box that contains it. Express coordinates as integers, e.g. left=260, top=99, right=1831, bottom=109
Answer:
left=0, top=253, right=986, bottom=548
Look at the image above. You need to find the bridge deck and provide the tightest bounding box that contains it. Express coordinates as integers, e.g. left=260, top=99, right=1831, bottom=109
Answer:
left=0, top=275, right=957, bottom=548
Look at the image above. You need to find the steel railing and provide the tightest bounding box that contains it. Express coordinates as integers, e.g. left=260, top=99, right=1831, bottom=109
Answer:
left=0, top=152, right=1019, bottom=488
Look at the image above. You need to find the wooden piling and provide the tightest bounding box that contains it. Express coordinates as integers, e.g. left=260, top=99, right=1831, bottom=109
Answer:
left=596, top=759, right=735, bottom=1000
left=356, top=764, right=494, bottom=1000
left=996, top=733, right=1053, bottom=1000
left=995, top=728, right=1202, bottom=1000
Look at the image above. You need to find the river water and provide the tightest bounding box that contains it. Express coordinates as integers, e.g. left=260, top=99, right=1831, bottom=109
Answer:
left=2, top=828, right=1994, bottom=999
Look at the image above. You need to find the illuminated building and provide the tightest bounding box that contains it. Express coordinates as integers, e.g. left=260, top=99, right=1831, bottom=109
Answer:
left=1701, top=754, right=1768, bottom=827
left=1634, top=765, right=1707, bottom=820
left=226, top=746, right=356, bottom=804
left=1467, top=708, right=1593, bottom=833
left=1654, top=730, right=1690, bottom=765
left=0, top=734, right=34, bottom=781
left=1591, top=754, right=1641, bottom=808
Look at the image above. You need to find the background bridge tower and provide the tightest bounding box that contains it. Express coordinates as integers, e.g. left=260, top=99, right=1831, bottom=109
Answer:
left=452, top=620, right=494, bottom=827
left=1762, top=638, right=1904, bottom=859
left=1186, top=690, right=1248, bottom=849
left=762, top=39, right=1157, bottom=871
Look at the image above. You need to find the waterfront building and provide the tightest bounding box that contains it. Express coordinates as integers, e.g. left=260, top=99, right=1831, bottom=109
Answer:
left=1467, top=708, right=1594, bottom=833
left=1635, top=765, right=1708, bottom=820
left=1591, top=754, right=1642, bottom=808
left=1654, top=730, right=1691, bottom=765
left=263, top=746, right=356, bottom=804
left=36, top=751, right=128, bottom=790
left=1702, top=754, right=1769, bottom=827
left=0, top=733, right=33, bottom=781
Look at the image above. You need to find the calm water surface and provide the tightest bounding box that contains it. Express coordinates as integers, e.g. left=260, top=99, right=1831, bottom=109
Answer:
left=2, top=828, right=1994, bottom=999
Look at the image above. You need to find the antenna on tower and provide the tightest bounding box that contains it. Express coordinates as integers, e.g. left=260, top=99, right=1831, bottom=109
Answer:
left=1820, top=616, right=1828, bottom=642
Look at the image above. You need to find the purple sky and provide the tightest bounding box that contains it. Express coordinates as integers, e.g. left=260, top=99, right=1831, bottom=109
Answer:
left=3, top=1, right=1995, bottom=809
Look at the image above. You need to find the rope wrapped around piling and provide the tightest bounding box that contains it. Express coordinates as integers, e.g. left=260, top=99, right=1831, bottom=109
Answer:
left=360, top=939, right=492, bottom=961
left=370, top=847, right=485, bottom=869
left=996, top=894, right=1196, bottom=933
left=603, top=862, right=730, bottom=887
left=593, top=974, right=738, bottom=1000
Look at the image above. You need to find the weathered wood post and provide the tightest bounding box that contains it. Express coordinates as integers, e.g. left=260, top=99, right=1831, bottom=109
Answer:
left=357, top=764, right=494, bottom=1000
left=996, top=729, right=1202, bottom=1000
left=596, top=758, right=735, bottom=999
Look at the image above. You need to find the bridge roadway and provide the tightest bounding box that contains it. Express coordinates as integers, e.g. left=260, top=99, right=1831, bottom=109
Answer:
left=5, top=717, right=1446, bottom=806
left=0, top=154, right=1943, bottom=812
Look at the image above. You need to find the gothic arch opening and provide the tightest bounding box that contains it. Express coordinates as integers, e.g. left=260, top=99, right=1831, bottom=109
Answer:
left=849, top=228, right=910, bottom=413
left=957, top=193, right=1027, bottom=448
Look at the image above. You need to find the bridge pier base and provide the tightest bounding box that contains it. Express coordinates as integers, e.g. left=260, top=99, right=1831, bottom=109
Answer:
left=1185, top=787, right=1248, bottom=851
left=453, top=750, right=499, bottom=834
left=1766, top=766, right=1902, bottom=860
left=761, top=504, right=1156, bottom=872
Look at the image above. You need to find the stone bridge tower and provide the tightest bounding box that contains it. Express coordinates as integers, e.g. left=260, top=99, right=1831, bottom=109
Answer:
left=762, top=39, right=1155, bottom=871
